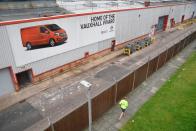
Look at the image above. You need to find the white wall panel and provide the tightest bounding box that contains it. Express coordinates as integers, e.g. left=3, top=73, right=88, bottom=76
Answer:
left=0, top=26, right=15, bottom=69
left=6, top=12, right=116, bottom=67
left=116, top=3, right=196, bottom=45
left=28, top=38, right=113, bottom=75
left=0, top=3, right=196, bottom=76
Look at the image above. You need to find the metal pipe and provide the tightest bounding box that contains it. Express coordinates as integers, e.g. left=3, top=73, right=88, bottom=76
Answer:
left=80, top=80, right=92, bottom=131
left=87, top=87, right=92, bottom=131
left=113, top=77, right=118, bottom=104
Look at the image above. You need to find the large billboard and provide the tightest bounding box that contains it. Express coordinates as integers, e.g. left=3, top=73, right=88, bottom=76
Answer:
left=6, top=13, right=116, bottom=67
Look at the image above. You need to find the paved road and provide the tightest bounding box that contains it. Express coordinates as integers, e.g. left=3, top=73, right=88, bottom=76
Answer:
left=84, top=40, right=196, bottom=131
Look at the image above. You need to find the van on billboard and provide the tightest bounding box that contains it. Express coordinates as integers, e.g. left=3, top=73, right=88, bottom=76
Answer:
left=20, top=24, right=68, bottom=50
left=6, top=12, right=116, bottom=67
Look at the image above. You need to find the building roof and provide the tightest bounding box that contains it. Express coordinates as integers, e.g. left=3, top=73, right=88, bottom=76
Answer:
left=0, top=0, right=193, bottom=22
left=0, top=7, right=71, bottom=21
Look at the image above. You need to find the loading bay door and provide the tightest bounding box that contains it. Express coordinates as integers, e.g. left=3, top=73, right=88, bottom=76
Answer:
left=157, top=15, right=168, bottom=31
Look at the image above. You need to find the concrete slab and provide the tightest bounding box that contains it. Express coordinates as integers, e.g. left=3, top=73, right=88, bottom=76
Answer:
left=0, top=102, right=42, bottom=131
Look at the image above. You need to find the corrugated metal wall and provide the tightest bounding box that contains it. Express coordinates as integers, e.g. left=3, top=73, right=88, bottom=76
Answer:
left=0, top=3, right=195, bottom=76
left=115, top=6, right=172, bottom=44
left=116, top=4, right=196, bottom=44
left=0, top=26, right=15, bottom=69
left=0, top=24, right=113, bottom=75
left=28, top=38, right=114, bottom=75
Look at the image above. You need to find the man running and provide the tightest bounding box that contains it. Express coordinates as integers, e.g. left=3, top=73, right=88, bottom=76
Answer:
left=118, top=97, right=129, bottom=120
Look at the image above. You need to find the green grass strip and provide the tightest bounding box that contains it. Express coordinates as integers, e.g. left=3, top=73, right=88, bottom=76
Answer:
left=120, top=52, right=196, bottom=131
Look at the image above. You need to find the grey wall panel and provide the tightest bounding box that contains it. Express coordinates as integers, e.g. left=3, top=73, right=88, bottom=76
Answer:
left=0, top=68, right=15, bottom=96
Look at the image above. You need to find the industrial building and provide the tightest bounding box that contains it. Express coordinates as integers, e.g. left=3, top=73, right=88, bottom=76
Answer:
left=0, top=1, right=196, bottom=131
left=0, top=0, right=195, bottom=97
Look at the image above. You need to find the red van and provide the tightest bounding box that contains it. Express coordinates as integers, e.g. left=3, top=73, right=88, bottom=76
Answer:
left=21, top=24, right=68, bottom=50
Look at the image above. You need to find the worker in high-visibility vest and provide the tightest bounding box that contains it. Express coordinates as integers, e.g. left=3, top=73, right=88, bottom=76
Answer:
left=118, top=97, right=129, bottom=120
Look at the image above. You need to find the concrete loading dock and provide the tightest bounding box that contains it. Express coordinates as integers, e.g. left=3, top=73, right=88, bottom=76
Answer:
left=0, top=22, right=195, bottom=131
